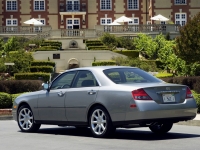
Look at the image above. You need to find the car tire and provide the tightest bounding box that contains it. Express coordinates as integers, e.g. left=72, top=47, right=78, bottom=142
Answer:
left=149, top=122, right=173, bottom=134
left=17, top=105, right=41, bottom=132
left=89, top=106, right=115, bottom=138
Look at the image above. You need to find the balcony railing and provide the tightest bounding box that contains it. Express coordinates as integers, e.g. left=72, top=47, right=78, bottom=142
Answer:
left=59, top=3, right=86, bottom=12
left=95, top=24, right=180, bottom=33
left=0, top=26, right=52, bottom=34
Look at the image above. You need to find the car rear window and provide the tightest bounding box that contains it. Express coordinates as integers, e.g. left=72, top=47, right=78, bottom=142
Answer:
left=103, top=68, right=162, bottom=84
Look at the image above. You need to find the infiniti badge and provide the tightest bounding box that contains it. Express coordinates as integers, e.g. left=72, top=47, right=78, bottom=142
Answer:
left=166, top=87, right=170, bottom=90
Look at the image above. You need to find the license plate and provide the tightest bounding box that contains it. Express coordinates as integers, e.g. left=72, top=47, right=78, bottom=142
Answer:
left=162, top=93, right=175, bottom=103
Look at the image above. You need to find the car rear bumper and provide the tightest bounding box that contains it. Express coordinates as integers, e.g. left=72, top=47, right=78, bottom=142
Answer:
left=114, top=108, right=197, bottom=127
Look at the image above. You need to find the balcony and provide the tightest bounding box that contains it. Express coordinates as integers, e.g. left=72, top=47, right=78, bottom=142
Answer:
left=0, top=26, right=52, bottom=35
left=59, top=3, right=86, bottom=12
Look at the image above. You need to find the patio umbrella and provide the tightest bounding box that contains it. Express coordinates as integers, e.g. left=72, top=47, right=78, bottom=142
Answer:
left=108, top=21, right=121, bottom=25
left=24, top=18, right=43, bottom=25
left=150, top=14, right=169, bottom=21
left=115, top=16, right=133, bottom=23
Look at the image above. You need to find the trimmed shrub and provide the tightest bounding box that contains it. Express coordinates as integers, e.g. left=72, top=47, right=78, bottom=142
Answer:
left=142, top=60, right=164, bottom=69
left=0, top=80, right=43, bottom=94
left=0, top=92, right=12, bottom=109
left=155, top=73, right=173, bottom=78
left=11, top=93, right=23, bottom=103
left=14, top=73, right=51, bottom=82
left=161, top=76, right=200, bottom=93
left=35, top=47, right=58, bottom=51
left=31, top=61, right=55, bottom=67
left=88, top=46, right=110, bottom=50
left=191, top=90, right=200, bottom=113
left=113, top=50, right=139, bottom=58
left=41, top=41, right=62, bottom=47
left=30, top=66, right=54, bottom=73
left=92, top=61, right=116, bottom=66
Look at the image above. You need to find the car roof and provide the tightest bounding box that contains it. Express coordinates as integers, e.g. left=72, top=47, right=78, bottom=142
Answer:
left=64, top=66, right=138, bottom=72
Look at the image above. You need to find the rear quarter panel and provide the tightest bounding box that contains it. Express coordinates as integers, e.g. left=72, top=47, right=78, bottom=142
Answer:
left=95, top=86, right=133, bottom=122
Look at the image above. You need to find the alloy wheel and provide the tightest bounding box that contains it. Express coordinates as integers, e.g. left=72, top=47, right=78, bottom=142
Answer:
left=18, top=108, right=33, bottom=130
left=91, top=109, right=107, bottom=135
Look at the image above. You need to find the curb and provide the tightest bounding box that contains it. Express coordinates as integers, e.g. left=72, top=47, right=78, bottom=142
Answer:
left=0, top=115, right=13, bottom=120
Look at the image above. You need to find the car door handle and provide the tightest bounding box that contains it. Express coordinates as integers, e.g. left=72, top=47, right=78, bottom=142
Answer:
left=58, top=91, right=65, bottom=97
left=88, top=90, right=96, bottom=95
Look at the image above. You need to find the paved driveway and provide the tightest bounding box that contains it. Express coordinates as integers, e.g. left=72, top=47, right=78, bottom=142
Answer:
left=1, top=120, right=200, bottom=150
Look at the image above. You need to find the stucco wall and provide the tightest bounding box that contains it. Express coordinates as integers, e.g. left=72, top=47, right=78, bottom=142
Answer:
left=32, top=50, right=126, bottom=72
left=48, top=0, right=58, bottom=14
left=88, top=14, right=98, bottom=29
left=20, top=0, right=31, bottom=14
left=154, top=10, right=172, bottom=23
left=48, top=15, right=58, bottom=30
left=20, top=15, right=31, bottom=25
left=190, top=9, right=200, bottom=17
left=190, top=0, right=200, bottom=7
left=154, top=0, right=172, bottom=8
left=88, top=0, right=97, bottom=13
left=114, top=0, right=125, bottom=13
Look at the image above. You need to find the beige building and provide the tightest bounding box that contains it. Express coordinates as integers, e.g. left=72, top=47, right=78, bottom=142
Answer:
left=0, top=0, right=199, bottom=72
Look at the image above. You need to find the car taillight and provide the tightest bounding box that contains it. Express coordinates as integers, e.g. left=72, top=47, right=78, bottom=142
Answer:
left=132, top=89, right=152, bottom=100
left=186, top=87, right=193, bottom=98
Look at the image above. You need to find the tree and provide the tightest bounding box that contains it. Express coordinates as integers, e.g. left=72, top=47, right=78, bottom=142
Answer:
left=134, top=33, right=157, bottom=59
left=174, top=12, right=200, bottom=64
left=100, top=33, right=118, bottom=50
left=3, top=36, right=21, bottom=53
left=116, top=37, right=135, bottom=50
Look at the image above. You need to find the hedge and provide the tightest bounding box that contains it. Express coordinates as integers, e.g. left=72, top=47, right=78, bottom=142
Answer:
left=92, top=61, right=116, bottom=66
left=30, top=66, right=54, bottom=73
left=40, top=46, right=60, bottom=50
left=0, top=93, right=23, bottom=109
left=191, top=90, right=200, bottom=113
left=161, top=76, right=200, bottom=93
left=113, top=50, right=139, bottom=58
left=155, top=73, right=174, bottom=78
left=0, top=92, right=12, bottom=109
left=86, top=43, right=104, bottom=47
left=88, top=46, right=110, bottom=50
left=14, top=73, right=51, bottom=82
left=41, top=41, right=62, bottom=47
left=141, top=60, right=164, bottom=69
left=86, top=40, right=102, bottom=44
left=31, top=61, right=55, bottom=67
left=0, top=80, right=43, bottom=94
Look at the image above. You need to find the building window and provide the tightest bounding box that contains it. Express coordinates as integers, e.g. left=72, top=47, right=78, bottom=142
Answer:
left=101, top=0, right=111, bottom=10
left=128, top=0, right=139, bottom=10
left=34, top=0, right=45, bottom=10
left=6, top=19, right=18, bottom=26
left=128, top=18, right=139, bottom=31
left=6, top=19, right=18, bottom=31
left=175, top=0, right=186, bottom=4
left=175, top=13, right=186, bottom=26
left=101, top=18, right=112, bottom=25
left=6, top=0, right=17, bottom=11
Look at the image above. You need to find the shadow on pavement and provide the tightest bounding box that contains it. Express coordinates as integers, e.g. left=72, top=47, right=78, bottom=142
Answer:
left=19, top=126, right=200, bottom=140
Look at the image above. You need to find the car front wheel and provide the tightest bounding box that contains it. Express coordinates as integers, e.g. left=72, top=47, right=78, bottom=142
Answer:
left=149, top=122, right=173, bottom=134
left=17, top=105, right=41, bottom=132
left=89, top=106, right=115, bottom=138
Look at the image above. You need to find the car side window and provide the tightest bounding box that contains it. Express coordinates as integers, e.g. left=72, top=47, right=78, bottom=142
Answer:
left=72, top=71, right=99, bottom=88
left=105, top=71, right=122, bottom=84
left=50, top=71, right=77, bottom=90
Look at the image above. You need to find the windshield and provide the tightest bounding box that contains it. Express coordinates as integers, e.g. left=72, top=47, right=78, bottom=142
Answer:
left=103, top=68, right=162, bottom=84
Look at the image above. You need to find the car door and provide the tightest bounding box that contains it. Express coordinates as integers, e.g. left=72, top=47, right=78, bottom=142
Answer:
left=38, top=71, right=77, bottom=121
left=65, top=70, right=100, bottom=122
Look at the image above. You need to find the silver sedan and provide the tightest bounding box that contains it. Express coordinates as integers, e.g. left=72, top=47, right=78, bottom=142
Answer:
left=12, top=66, right=197, bottom=138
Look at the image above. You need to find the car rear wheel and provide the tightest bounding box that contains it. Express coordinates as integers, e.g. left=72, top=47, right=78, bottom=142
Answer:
left=149, top=122, right=173, bottom=134
left=17, top=105, right=41, bottom=132
left=89, top=106, right=115, bottom=138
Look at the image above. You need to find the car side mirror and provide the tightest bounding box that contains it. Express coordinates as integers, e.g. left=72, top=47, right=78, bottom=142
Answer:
left=42, top=83, right=49, bottom=91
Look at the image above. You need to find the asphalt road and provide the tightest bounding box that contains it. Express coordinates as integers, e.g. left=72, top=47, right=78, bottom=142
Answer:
left=1, top=120, right=200, bottom=150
